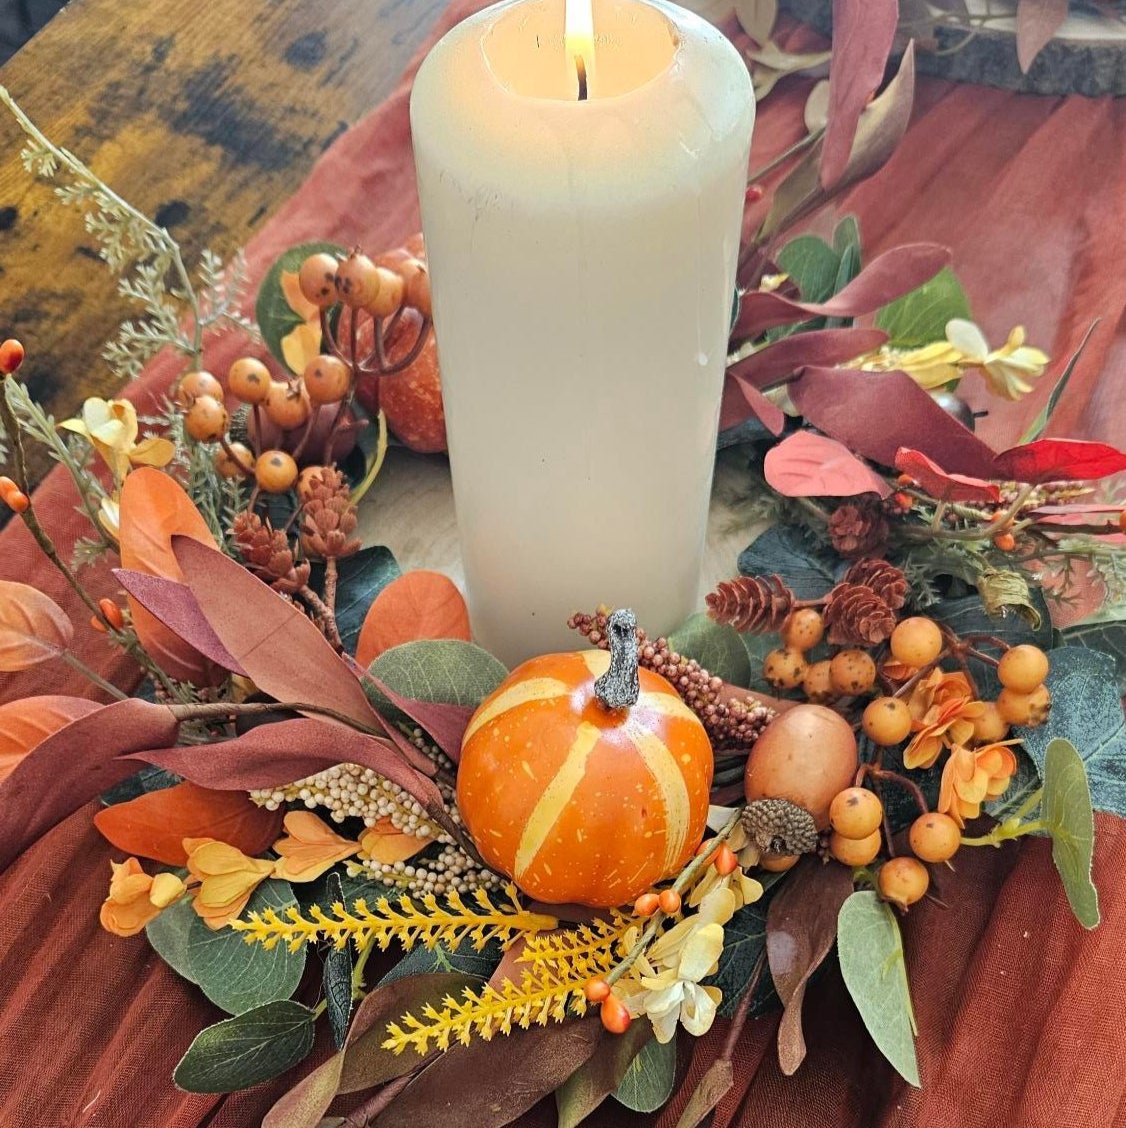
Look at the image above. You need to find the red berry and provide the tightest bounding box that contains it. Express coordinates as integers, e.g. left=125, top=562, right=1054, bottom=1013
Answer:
left=0, top=338, right=25, bottom=375
left=745, top=183, right=765, bottom=203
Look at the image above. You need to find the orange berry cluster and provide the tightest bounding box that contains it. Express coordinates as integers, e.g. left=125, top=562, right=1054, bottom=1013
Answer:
left=762, top=607, right=879, bottom=701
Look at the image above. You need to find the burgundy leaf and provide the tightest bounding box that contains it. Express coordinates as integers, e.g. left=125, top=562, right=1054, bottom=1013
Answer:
left=733, top=244, right=950, bottom=342
left=359, top=666, right=474, bottom=765
left=113, top=569, right=248, bottom=676
left=172, top=537, right=379, bottom=730
left=1029, top=504, right=1124, bottom=531
left=719, top=374, right=786, bottom=434
left=1016, top=0, right=1068, bottom=72
left=765, top=431, right=891, bottom=499
left=727, top=328, right=889, bottom=389
left=0, top=698, right=179, bottom=870
left=821, top=0, right=899, bottom=189
left=894, top=448, right=1001, bottom=503
left=992, top=439, right=1126, bottom=484
left=766, top=858, right=855, bottom=1075
left=791, top=367, right=998, bottom=477
left=673, top=1059, right=736, bottom=1128
left=132, top=716, right=457, bottom=840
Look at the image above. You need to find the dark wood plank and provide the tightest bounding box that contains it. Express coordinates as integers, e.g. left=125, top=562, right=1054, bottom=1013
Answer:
left=0, top=0, right=443, bottom=484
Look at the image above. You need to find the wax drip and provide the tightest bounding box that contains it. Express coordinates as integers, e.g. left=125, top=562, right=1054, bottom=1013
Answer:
left=593, top=608, right=640, bottom=710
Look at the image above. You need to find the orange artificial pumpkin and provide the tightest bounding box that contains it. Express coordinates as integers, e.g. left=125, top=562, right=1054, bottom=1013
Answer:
left=457, top=610, right=713, bottom=908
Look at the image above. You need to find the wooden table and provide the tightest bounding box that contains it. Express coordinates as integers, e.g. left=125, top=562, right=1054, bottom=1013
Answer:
left=0, top=0, right=444, bottom=486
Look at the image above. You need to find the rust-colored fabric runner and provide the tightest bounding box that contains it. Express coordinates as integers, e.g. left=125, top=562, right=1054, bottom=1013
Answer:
left=0, top=3, right=1123, bottom=1124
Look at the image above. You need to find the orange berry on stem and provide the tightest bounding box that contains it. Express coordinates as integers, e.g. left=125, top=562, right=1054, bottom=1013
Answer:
left=335, top=250, right=382, bottom=308
left=862, top=696, right=912, bottom=745
left=583, top=978, right=610, bottom=1003
left=0, top=338, right=25, bottom=374
left=214, top=442, right=254, bottom=479
left=367, top=266, right=405, bottom=318
left=98, top=597, right=124, bottom=630
left=90, top=615, right=107, bottom=633
left=764, top=646, right=808, bottom=690
left=175, top=369, right=223, bottom=407
left=801, top=659, right=836, bottom=704
left=658, top=888, right=682, bottom=915
left=255, top=450, right=299, bottom=494
left=714, top=842, right=739, bottom=876
left=890, top=617, right=943, bottom=667
left=404, top=262, right=432, bottom=317
left=782, top=608, right=825, bottom=652
left=6, top=491, right=28, bottom=514
left=265, top=381, right=312, bottom=430
left=298, top=252, right=339, bottom=308
left=600, top=993, right=631, bottom=1035
left=971, top=701, right=1010, bottom=744
left=829, top=829, right=881, bottom=866
left=760, top=852, right=798, bottom=873
left=829, top=649, right=877, bottom=695
left=184, top=394, right=229, bottom=443
left=303, top=354, right=351, bottom=405
left=228, top=357, right=272, bottom=404
left=908, top=812, right=961, bottom=863
left=997, top=644, right=1049, bottom=695
left=878, top=856, right=930, bottom=907
left=893, top=491, right=913, bottom=511
left=997, top=684, right=1051, bottom=726
left=829, top=787, right=884, bottom=840
left=633, top=892, right=660, bottom=918
left=993, top=531, right=1016, bottom=551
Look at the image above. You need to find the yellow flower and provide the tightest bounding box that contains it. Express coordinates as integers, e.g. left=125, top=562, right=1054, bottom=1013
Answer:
left=279, top=270, right=324, bottom=375
left=60, top=397, right=174, bottom=483
left=945, top=319, right=1048, bottom=401
left=99, top=857, right=186, bottom=937
left=903, top=670, right=985, bottom=770
left=938, top=740, right=1020, bottom=828
left=99, top=494, right=121, bottom=540
left=184, top=837, right=274, bottom=929
left=852, top=339, right=963, bottom=390
left=271, top=811, right=360, bottom=882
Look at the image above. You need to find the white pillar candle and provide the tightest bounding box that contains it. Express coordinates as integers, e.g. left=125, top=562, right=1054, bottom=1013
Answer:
left=410, top=0, right=754, bottom=667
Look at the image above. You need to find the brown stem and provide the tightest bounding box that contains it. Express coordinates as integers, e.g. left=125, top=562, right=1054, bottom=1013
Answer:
left=319, top=306, right=347, bottom=363
left=358, top=314, right=432, bottom=377
left=250, top=404, right=266, bottom=457
left=721, top=950, right=766, bottom=1061
left=325, top=557, right=339, bottom=616
left=299, top=585, right=344, bottom=651
left=965, top=646, right=1000, bottom=668
left=860, top=764, right=929, bottom=818
left=890, top=653, right=948, bottom=700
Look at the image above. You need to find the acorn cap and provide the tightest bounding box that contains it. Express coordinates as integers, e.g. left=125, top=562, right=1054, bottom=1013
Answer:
left=741, top=798, right=819, bottom=855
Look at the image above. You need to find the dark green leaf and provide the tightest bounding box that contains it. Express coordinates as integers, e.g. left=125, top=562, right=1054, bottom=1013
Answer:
left=366, top=640, right=507, bottom=711
left=256, top=242, right=344, bottom=369
left=174, top=1000, right=316, bottom=1093
left=612, top=1035, right=677, bottom=1114
left=986, top=742, right=1041, bottom=822
left=1014, top=647, right=1126, bottom=817
left=378, top=938, right=503, bottom=985
left=874, top=267, right=970, bottom=348
left=833, top=215, right=862, bottom=259
left=777, top=234, right=841, bottom=304
left=556, top=1024, right=653, bottom=1128
left=1020, top=320, right=1099, bottom=442
left=1059, top=618, right=1126, bottom=694
left=737, top=525, right=838, bottom=600
left=824, top=241, right=862, bottom=329
left=310, top=546, right=400, bottom=656
left=668, top=613, right=752, bottom=686
left=705, top=898, right=776, bottom=1018
left=100, top=764, right=181, bottom=806
left=1039, top=737, right=1100, bottom=928
left=145, top=881, right=198, bottom=984
left=837, top=891, right=919, bottom=1086
left=323, top=874, right=354, bottom=1049
left=187, top=880, right=306, bottom=1015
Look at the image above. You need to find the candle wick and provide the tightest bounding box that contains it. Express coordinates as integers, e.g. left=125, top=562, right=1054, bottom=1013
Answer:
left=575, top=55, right=588, bottom=101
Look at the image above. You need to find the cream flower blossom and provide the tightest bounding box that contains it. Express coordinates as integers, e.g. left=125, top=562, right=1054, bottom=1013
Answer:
left=60, top=396, right=174, bottom=483
left=945, top=319, right=1048, bottom=401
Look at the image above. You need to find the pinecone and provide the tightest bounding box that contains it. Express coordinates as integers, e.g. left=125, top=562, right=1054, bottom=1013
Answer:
left=842, top=559, right=907, bottom=611
left=706, top=575, right=794, bottom=633
left=300, top=465, right=361, bottom=560
left=823, top=582, right=896, bottom=646
left=232, top=511, right=310, bottom=594
left=568, top=608, right=776, bottom=751
left=741, top=799, right=818, bottom=855
left=828, top=498, right=889, bottom=559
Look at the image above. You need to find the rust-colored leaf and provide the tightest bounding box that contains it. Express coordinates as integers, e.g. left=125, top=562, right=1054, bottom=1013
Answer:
left=172, top=537, right=380, bottom=731
left=726, top=328, right=888, bottom=389
left=992, top=438, right=1126, bottom=485
left=0, top=695, right=100, bottom=782
left=764, top=431, right=891, bottom=498
left=1016, top=0, right=1067, bottom=71
left=356, top=571, right=471, bottom=667
left=0, top=698, right=180, bottom=870
left=766, top=858, right=855, bottom=1075
left=0, top=581, right=73, bottom=671
left=894, top=448, right=1001, bottom=503
left=718, top=375, right=785, bottom=435
left=93, top=780, right=283, bottom=865
left=118, top=467, right=222, bottom=685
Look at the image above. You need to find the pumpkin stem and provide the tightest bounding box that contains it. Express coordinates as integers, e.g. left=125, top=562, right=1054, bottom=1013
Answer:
left=594, top=608, right=640, bottom=710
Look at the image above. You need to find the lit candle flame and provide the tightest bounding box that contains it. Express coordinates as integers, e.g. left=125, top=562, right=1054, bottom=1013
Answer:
left=565, top=0, right=595, bottom=99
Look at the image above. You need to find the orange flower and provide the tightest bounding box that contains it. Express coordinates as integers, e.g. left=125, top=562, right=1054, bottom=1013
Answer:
left=184, top=837, right=274, bottom=929
left=938, top=741, right=1020, bottom=828
left=99, top=857, right=187, bottom=937
left=903, top=670, right=986, bottom=770
left=271, top=811, right=360, bottom=882
left=358, top=816, right=432, bottom=866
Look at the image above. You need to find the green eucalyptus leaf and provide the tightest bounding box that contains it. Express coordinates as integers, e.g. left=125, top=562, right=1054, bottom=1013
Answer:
left=737, top=525, right=838, bottom=600
left=378, top=938, right=503, bottom=984
left=1039, top=738, right=1100, bottom=929
left=145, top=883, right=198, bottom=984
left=986, top=743, right=1041, bottom=822
left=833, top=215, right=862, bottom=259
left=174, top=1000, right=316, bottom=1093
left=310, top=545, right=400, bottom=656
left=187, top=880, right=306, bottom=1015
left=1059, top=618, right=1126, bottom=694
left=256, top=241, right=344, bottom=370
left=101, top=764, right=181, bottom=806
left=668, top=612, right=752, bottom=686
left=1014, top=647, right=1126, bottom=817
left=874, top=266, right=970, bottom=349
left=824, top=240, right=862, bottom=329
left=612, top=1034, right=676, bottom=1114
left=323, top=873, right=354, bottom=1049
left=366, top=640, right=507, bottom=711
left=777, top=234, right=841, bottom=304
left=837, top=891, right=919, bottom=1087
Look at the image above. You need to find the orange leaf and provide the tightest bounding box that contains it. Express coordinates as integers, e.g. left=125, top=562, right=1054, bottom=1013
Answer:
left=118, top=467, right=221, bottom=684
left=93, top=780, right=283, bottom=866
left=0, top=581, right=74, bottom=671
left=0, top=695, right=100, bottom=782
left=360, top=816, right=432, bottom=865
left=356, top=571, right=470, bottom=666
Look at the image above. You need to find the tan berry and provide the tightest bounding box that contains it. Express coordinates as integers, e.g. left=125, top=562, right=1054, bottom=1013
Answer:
left=764, top=646, right=809, bottom=690
left=214, top=441, right=254, bottom=479
left=890, top=617, right=943, bottom=667
left=184, top=394, right=229, bottom=442
left=878, top=856, right=930, bottom=907
left=971, top=702, right=1010, bottom=744
left=633, top=892, right=660, bottom=917
left=829, top=649, right=877, bottom=695
left=175, top=369, right=223, bottom=408
left=265, top=381, right=312, bottom=430
left=303, top=354, right=351, bottom=405
left=782, top=607, right=825, bottom=652
left=801, top=659, right=836, bottom=704
left=829, top=787, right=884, bottom=840
left=862, top=696, right=912, bottom=745
left=255, top=450, right=299, bottom=493
left=997, top=684, right=1051, bottom=727
left=997, top=644, right=1050, bottom=695
left=658, top=888, right=682, bottom=915
left=760, top=852, right=798, bottom=873
left=298, top=252, right=339, bottom=308
left=829, top=829, right=881, bottom=866
left=908, top=813, right=961, bottom=863
left=367, top=266, right=405, bottom=318
left=228, top=357, right=272, bottom=404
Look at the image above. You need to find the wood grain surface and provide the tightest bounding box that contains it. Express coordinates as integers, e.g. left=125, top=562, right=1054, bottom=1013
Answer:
left=0, top=0, right=443, bottom=485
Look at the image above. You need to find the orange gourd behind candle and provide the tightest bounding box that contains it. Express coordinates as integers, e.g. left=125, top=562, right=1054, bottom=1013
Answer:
left=457, top=609, right=713, bottom=908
